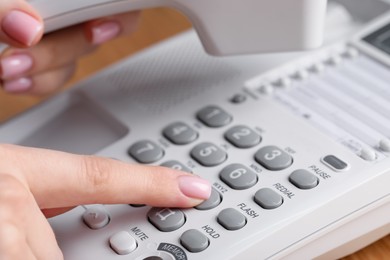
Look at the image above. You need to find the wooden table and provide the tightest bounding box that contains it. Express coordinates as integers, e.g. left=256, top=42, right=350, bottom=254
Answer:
left=0, top=8, right=389, bottom=259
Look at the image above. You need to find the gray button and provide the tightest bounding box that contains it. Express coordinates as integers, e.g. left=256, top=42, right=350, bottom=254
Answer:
left=254, top=146, right=293, bottom=171
left=254, top=188, right=283, bottom=209
left=161, top=160, right=192, bottom=173
left=217, top=208, right=247, bottom=230
left=230, top=94, right=247, bottom=104
left=195, top=188, right=221, bottom=210
left=82, top=206, right=110, bottom=230
left=148, top=208, right=186, bottom=232
left=128, top=140, right=164, bottom=164
left=180, top=229, right=209, bottom=253
left=197, top=106, right=232, bottom=128
left=224, top=125, right=261, bottom=148
left=219, top=164, right=258, bottom=190
left=191, top=142, right=227, bottom=167
left=321, top=155, right=348, bottom=171
left=289, top=169, right=319, bottom=189
left=163, top=122, right=198, bottom=145
left=110, top=231, right=137, bottom=255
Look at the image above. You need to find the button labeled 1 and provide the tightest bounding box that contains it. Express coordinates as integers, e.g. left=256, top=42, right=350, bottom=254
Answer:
left=197, top=106, right=232, bottom=128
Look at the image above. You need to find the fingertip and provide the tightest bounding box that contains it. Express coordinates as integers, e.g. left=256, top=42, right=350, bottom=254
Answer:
left=1, top=9, right=44, bottom=47
left=178, top=175, right=211, bottom=201
left=2, top=77, right=33, bottom=93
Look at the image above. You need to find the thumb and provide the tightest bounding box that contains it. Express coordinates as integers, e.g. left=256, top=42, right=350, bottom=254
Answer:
left=0, top=0, right=43, bottom=47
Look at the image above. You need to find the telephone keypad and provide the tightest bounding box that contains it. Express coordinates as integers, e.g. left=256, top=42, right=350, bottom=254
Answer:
left=122, top=105, right=324, bottom=255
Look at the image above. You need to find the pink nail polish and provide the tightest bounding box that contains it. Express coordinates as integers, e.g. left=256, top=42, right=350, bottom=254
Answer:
left=2, top=10, right=43, bottom=46
left=1, top=54, right=33, bottom=79
left=3, top=77, right=32, bottom=93
left=91, top=22, right=121, bottom=45
left=178, top=176, right=211, bottom=200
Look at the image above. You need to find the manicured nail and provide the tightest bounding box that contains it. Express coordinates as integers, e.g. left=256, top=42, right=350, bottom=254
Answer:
left=3, top=77, right=32, bottom=93
left=91, top=21, right=121, bottom=45
left=1, top=54, right=33, bottom=79
left=178, top=176, right=211, bottom=200
left=2, top=10, right=43, bottom=46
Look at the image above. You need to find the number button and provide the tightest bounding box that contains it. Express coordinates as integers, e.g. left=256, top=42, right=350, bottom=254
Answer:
left=82, top=206, right=110, bottom=230
left=196, top=106, right=232, bottom=128
left=254, top=146, right=293, bottom=171
left=163, top=122, right=198, bottom=145
left=147, top=208, right=186, bottom=232
left=224, top=125, right=261, bottom=148
left=161, top=160, right=192, bottom=173
left=219, top=164, right=258, bottom=190
left=128, top=140, right=164, bottom=164
left=191, top=142, right=227, bottom=167
left=195, top=188, right=222, bottom=210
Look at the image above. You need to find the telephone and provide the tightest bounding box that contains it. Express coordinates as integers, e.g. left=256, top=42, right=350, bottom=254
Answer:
left=0, top=0, right=389, bottom=259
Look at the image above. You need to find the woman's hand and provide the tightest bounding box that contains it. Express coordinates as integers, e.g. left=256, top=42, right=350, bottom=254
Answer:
left=0, top=0, right=140, bottom=95
left=0, top=144, right=211, bottom=259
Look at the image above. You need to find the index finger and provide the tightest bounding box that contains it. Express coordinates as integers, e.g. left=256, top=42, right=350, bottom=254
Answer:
left=1, top=144, right=211, bottom=209
left=0, top=0, right=43, bottom=47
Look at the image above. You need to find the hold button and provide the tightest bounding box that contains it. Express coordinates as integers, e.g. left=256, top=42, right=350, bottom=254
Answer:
left=321, top=155, right=349, bottom=171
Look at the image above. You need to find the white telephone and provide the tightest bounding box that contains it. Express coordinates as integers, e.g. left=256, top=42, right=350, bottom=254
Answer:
left=0, top=0, right=389, bottom=259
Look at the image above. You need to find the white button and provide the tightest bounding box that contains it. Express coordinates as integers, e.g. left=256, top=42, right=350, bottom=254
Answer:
left=110, top=231, right=137, bottom=255
left=294, top=70, right=309, bottom=80
left=274, top=77, right=291, bottom=88
left=258, top=84, right=273, bottom=95
left=345, top=47, right=359, bottom=58
left=82, top=206, right=110, bottom=230
left=379, top=139, right=390, bottom=152
left=359, top=148, right=377, bottom=161
left=328, top=55, right=342, bottom=66
left=310, top=63, right=325, bottom=73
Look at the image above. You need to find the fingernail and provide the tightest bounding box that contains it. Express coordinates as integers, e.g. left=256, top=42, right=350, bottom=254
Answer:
left=178, top=175, right=211, bottom=200
left=1, top=54, right=33, bottom=79
left=2, top=10, right=43, bottom=46
left=91, top=21, right=121, bottom=45
left=3, top=77, right=32, bottom=93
